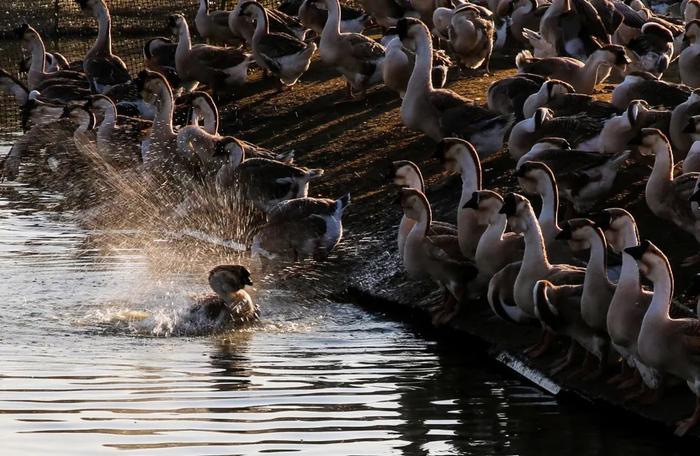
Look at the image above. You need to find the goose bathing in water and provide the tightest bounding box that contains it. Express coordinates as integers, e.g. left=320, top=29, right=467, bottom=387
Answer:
left=188, top=265, right=259, bottom=328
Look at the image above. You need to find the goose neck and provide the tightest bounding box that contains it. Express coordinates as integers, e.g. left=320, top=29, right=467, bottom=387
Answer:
left=522, top=205, right=550, bottom=270
left=321, top=0, right=342, bottom=38
left=538, top=178, right=560, bottom=241
left=406, top=27, right=433, bottom=100
left=92, top=2, right=112, bottom=55
left=251, top=6, right=270, bottom=44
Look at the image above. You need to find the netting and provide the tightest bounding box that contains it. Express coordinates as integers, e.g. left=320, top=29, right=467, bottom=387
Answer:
left=0, top=0, right=280, bottom=132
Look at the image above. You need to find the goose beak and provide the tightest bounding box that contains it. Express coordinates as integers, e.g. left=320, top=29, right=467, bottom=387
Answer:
left=623, top=240, right=650, bottom=260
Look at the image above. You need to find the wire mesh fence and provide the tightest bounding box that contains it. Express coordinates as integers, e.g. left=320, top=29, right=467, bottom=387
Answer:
left=0, top=0, right=281, bottom=132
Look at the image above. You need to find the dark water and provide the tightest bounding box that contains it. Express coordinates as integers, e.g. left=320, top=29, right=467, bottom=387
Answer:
left=0, top=142, right=688, bottom=455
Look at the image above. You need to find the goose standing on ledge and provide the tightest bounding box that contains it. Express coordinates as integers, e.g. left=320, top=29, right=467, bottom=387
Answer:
left=195, top=0, right=242, bottom=46
left=398, top=17, right=510, bottom=154
left=316, top=0, right=385, bottom=99
left=75, top=0, right=132, bottom=93
left=169, top=14, right=252, bottom=97
left=626, top=240, right=700, bottom=436
left=238, top=1, right=316, bottom=89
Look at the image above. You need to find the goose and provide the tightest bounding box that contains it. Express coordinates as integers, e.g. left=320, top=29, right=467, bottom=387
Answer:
left=686, top=0, right=700, bottom=21
left=0, top=68, right=88, bottom=111
left=522, top=27, right=558, bottom=58
left=501, top=0, right=549, bottom=44
left=229, top=0, right=308, bottom=45
left=625, top=240, right=700, bottom=435
left=238, top=1, right=317, bottom=89
left=236, top=158, right=324, bottom=212
left=637, top=128, right=700, bottom=242
left=533, top=279, right=609, bottom=377
left=389, top=160, right=456, bottom=258
left=670, top=90, right=700, bottom=159
left=522, top=79, right=619, bottom=119
left=169, top=14, right=253, bottom=96
left=357, top=0, right=406, bottom=28
left=252, top=194, right=350, bottom=261
left=85, top=94, right=149, bottom=168
left=555, top=218, right=615, bottom=376
left=60, top=104, right=97, bottom=146
left=399, top=188, right=478, bottom=324
left=382, top=34, right=451, bottom=98
left=515, top=45, right=630, bottom=94
left=143, top=37, right=181, bottom=90
left=612, top=72, right=691, bottom=111
left=75, top=0, right=132, bottom=93
left=680, top=21, right=700, bottom=89
left=463, top=190, right=524, bottom=291
left=195, top=0, right=242, bottom=46
left=626, top=22, right=674, bottom=77
left=508, top=107, right=605, bottom=159
left=398, top=18, right=510, bottom=154
left=448, top=4, right=495, bottom=72
left=598, top=99, right=670, bottom=154
left=501, top=192, right=585, bottom=357
left=298, top=0, right=372, bottom=34
left=682, top=116, right=700, bottom=173
left=517, top=141, right=629, bottom=212
left=538, top=0, right=611, bottom=60
left=14, top=24, right=88, bottom=91
left=188, top=265, right=258, bottom=328
left=486, top=73, right=547, bottom=119
left=435, top=137, right=485, bottom=259
left=316, top=0, right=385, bottom=99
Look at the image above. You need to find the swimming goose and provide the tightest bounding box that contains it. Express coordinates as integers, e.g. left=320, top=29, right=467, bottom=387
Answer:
left=612, top=72, right=691, bottom=111
left=517, top=142, right=629, bottom=212
left=626, top=22, right=674, bottom=77
left=238, top=1, right=317, bottom=89
left=85, top=94, right=148, bottom=168
left=398, top=18, right=510, bottom=154
left=448, top=4, right=495, bottom=72
left=515, top=45, right=630, bottom=94
left=625, top=240, right=700, bottom=435
left=14, top=24, right=88, bottom=91
left=508, top=107, right=605, bottom=159
left=637, top=128, right=700, bottom=242
left=435, top=137, right=485, bottom=259
left=75, top=0, right=132, bottom=93
left=169, top=14, right=253, bottom=96
left=680, top=20, right=700, bottom=89
left=189, top=265, right=258, bottom=328
left=486, top=73, right=547, bottom=119
left=464, top=190, right=524, bottom=291
left=195, top=0, right=242, bottom=46
left=501, top=192, right=585, bottom=356
left=252, top=194, right=350, bottom=261
left=555, top=218, right=615, bottom=376
left=538, top=0, right=611, bottom=60
left=389, top=160, right=457, bottom=258
left=317, top=0, right=385, bottom=99
left=399, top=188, right=478, bottom=324
left=299, top=0, right=372, bottom=34
left=236, top=158, right=324, bottom=212
left=522, top=79, right=619, bottom=119
left=143, top=37, right=181, bottom=90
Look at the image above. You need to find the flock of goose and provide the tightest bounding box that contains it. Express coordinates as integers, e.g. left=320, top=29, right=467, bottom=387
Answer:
left=2, top=0, right=700, bottom=438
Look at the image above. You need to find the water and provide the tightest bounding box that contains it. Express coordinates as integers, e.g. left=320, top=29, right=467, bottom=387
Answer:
left=0, top=140, right=689, bottom=455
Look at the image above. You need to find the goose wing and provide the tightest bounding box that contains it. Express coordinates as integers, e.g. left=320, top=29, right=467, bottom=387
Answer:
left=191, top=46, right=250, bottom=70
left=540, top=115, right=604, bottom=145
left=210, top=11, right=233, bottom=28
left=258, top=32, right=308, bottom=60
left=85, top=55, right=131, bottom=87
left=425, top=234, right=463, bottom=260
left=547, top=264, right=586, bottom=283
left=678, top=319, right=700, bottom=358
left=267, top=196, right=336, bottom=222
left=430, top=90, right=506, bottom=137
left=670, top=173, right=700, bottom=224
left=529, top=148, right=611, bottom=175
left=570, top=0, right=610, bottom=43
left=546, top=94, right=619, bottom=118
left=518, top=57, right=583, bottom=76
left=346, top=33, right=385, bottom=62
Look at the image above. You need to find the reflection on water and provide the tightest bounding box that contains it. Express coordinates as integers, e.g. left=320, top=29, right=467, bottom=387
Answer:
left=0, top=140, right=688, bottom=455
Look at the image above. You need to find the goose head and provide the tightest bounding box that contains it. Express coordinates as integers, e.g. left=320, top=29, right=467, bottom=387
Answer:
left=390, top=160, right=424, bottom=191
left=214, top=137, right=245, bottom=168
left=592, top=207, right=638, bottom=253
left=208, top=265, right=253, bottom=304
left=515, top=160, right=555, bottom=196
left=397, top=17, right=426, bottom=51
left=434, top=138, right=482, bottom=183
left=135, top=69, right=172, bottom=105
left=462, top=190, right=504, bottom=225
left=399, top=188, right=430, bottom=223
left=238, top=1, right=267, bottom=24
left=594, top=44, right=631, bottom=71
left=498, top=192, right=530, bottom=234
left=556, top=218, right=600, bottom=251
left=522, top=80, right=574, bottom=118
left=635, top=127, right=670, bottom=157
left=168, top=13, right=188, bottom=34
left=624, top=239, right=669, bottom=281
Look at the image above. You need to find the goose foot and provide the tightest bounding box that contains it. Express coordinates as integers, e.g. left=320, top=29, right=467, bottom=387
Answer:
left=566, top=350, right=599, bottom=381
left=617, top=368, right=642, bottom=390
left=550, top=342, right=580, bottom=376
left=432, top=293, right=458, bottom=326
left=675, top=398, right=700, bottom=436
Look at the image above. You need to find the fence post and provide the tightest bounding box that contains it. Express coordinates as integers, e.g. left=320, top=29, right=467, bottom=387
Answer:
left=54, top=0, right=60, bottom=50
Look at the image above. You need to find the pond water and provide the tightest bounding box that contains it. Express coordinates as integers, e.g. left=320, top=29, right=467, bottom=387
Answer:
left=0, top=141, right=690, bottom=455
